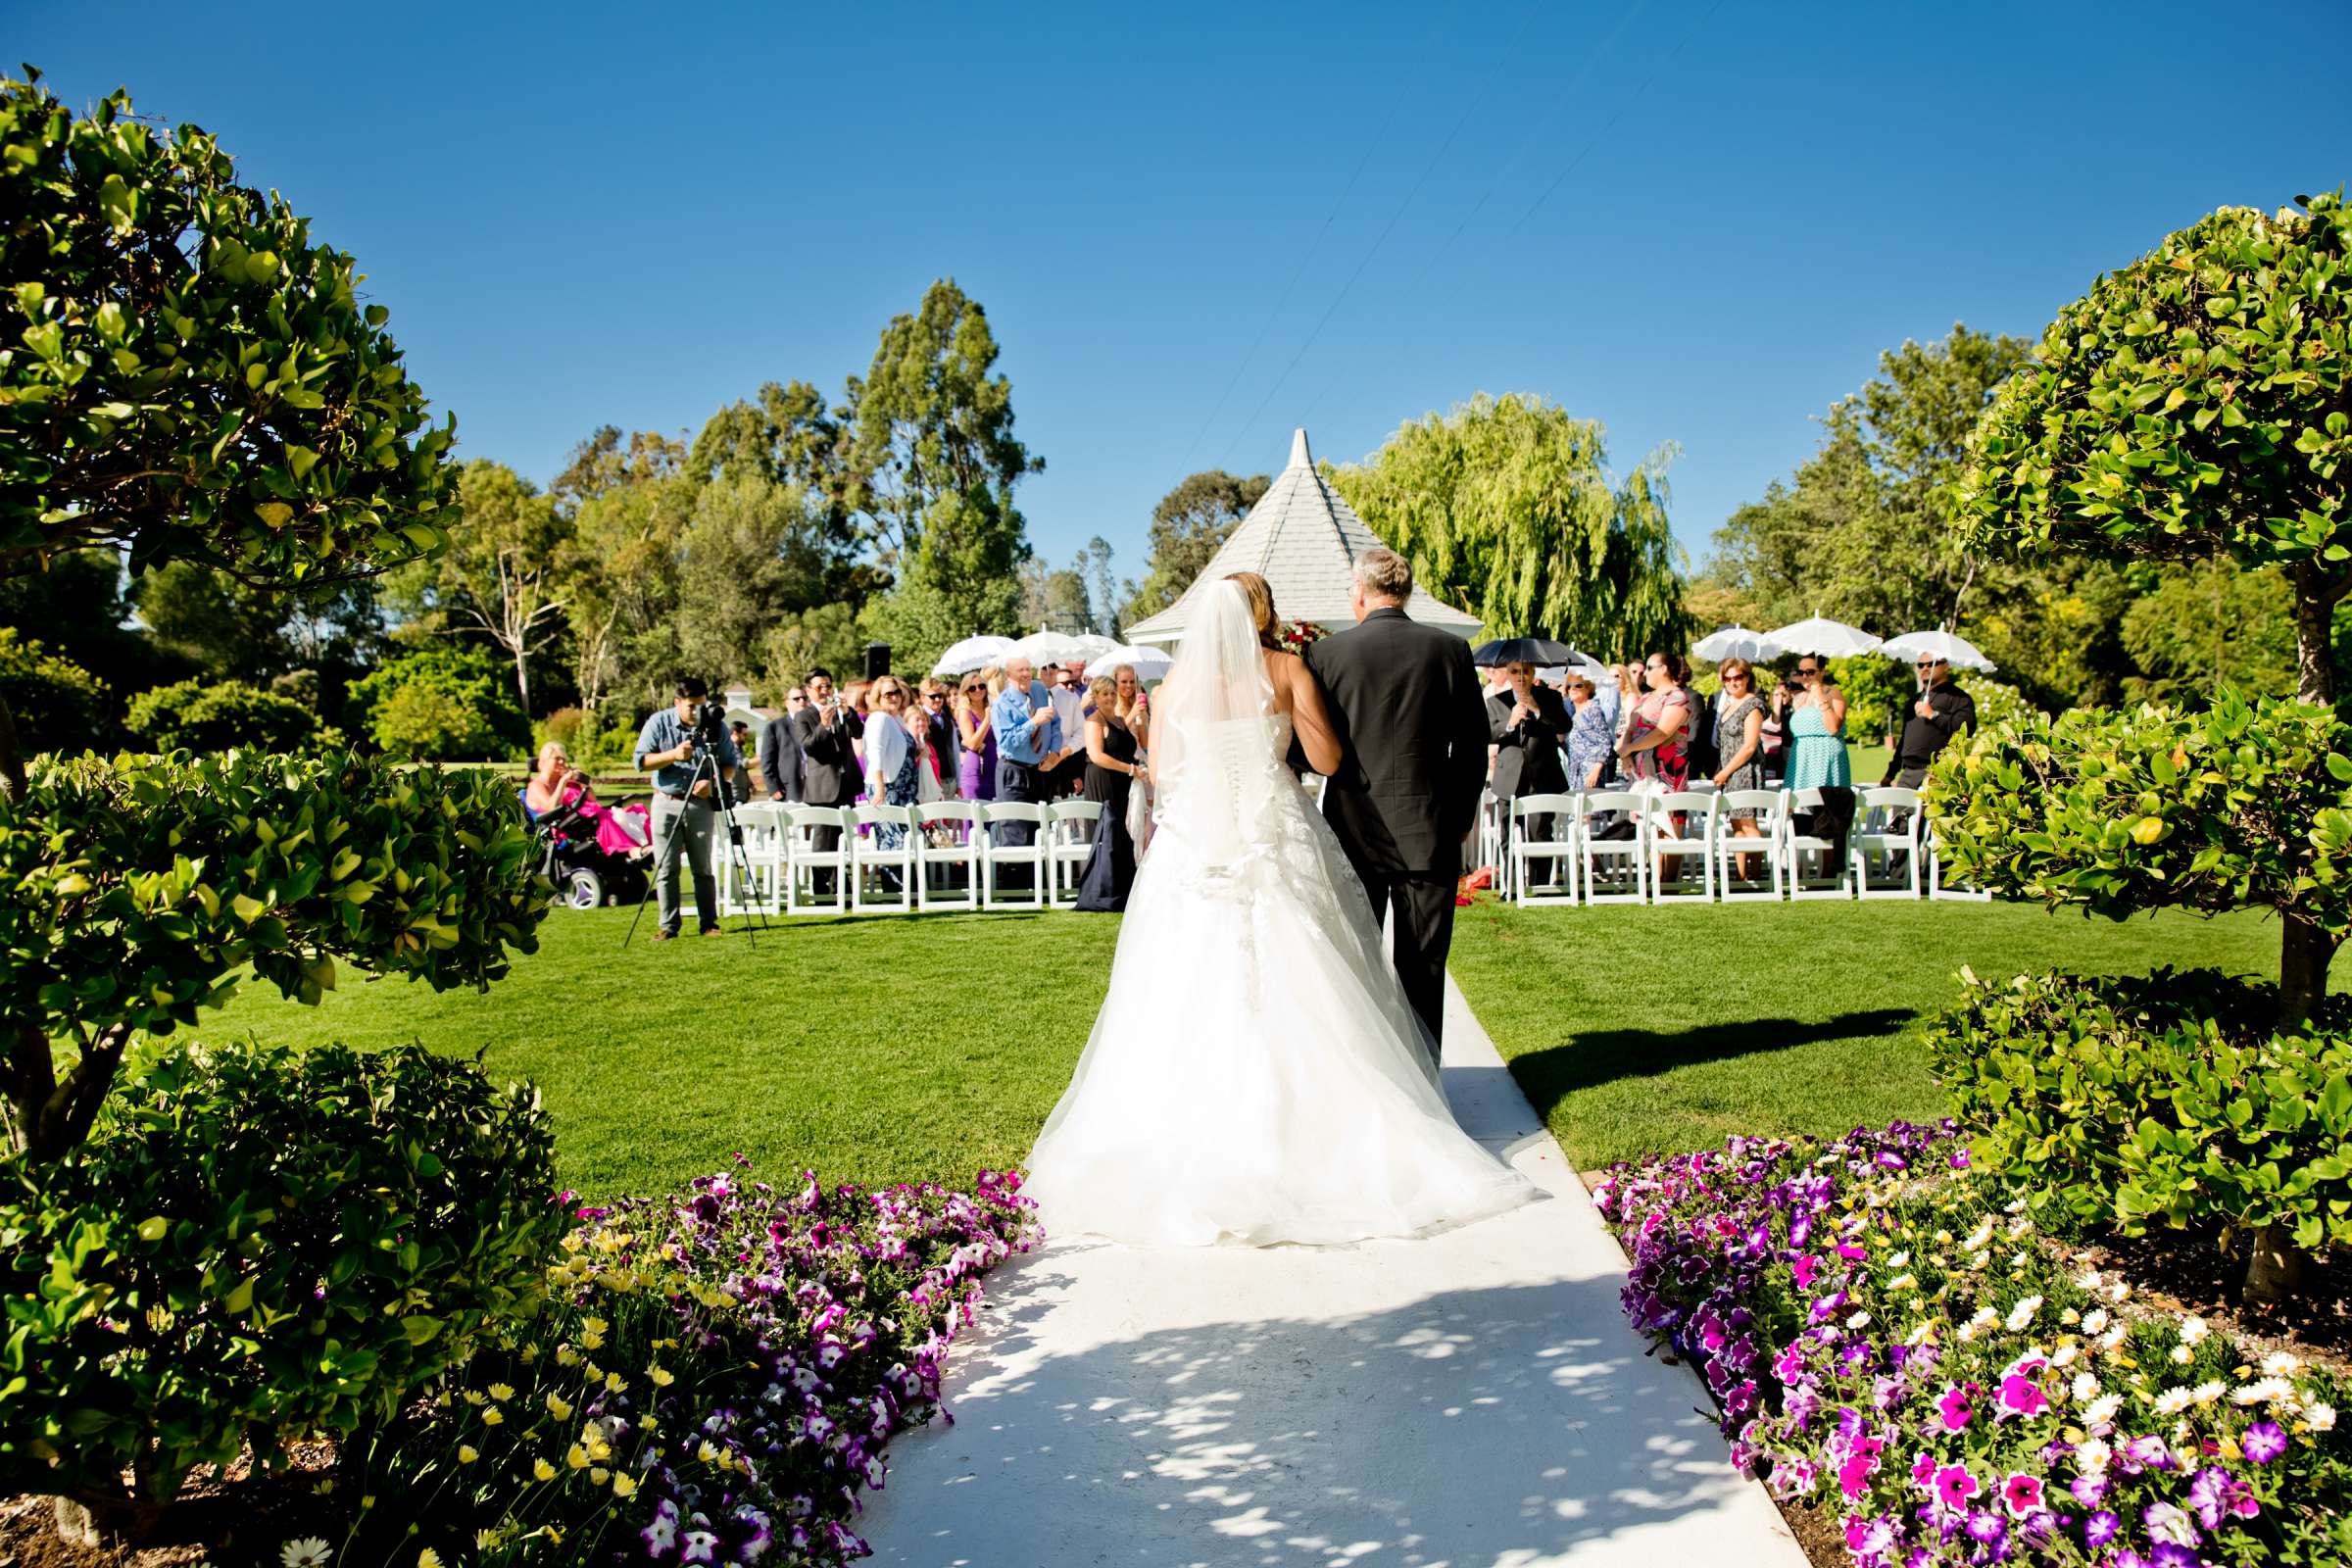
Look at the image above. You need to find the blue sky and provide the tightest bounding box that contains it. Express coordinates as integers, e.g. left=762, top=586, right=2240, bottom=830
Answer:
left=22, top=1, right=2352, bottom=583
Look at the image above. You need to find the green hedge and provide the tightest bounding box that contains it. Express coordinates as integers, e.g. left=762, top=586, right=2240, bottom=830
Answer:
left=0, top=1040, right=561, bottom=1519
left=125, top=676, right=322, bottom=755
left=1929, top=967, right=2352, bottom=1255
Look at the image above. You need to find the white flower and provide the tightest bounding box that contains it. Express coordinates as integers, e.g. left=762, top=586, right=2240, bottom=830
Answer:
left=1963, top=1217, right=1996, bottom=1251
left=2052, top=1344, right=2080, bottom=1369
left=1887, top=1273, right=1917, bottom=1294
left=2104, top=1280, right=2132, bottom=1304
left=2060, top=1306, right=2082, bottom=1326
left=2075, top=1266, right=2104, bottom=1291
left=2190, top=1380, right=2227, bottom=1407
left=2231, top=1377, right=2297, bottom=1407
left=2072, top=1372, right=2100, bottom=1403
left=1904, top=1321, right=1936, bottom=1347
left=282, top=1544, right=332, bottom=1568
left=2082, top=1393, right=2124, bottom=1431
left=2004, top=1197, right=2029, bottom=1215
left=2153, top=1388, right=2195, bottom=1416
left=2075, top=1437, right=2112, bottom=1474
left=2082, top=1308, right=2110, bottom=1335
left=2097, top=1322, right=2129, bottom=1350
left=2305, top=1401, right=2337, bottom=1433
left=2178, top=1315, right=2209, bottom=1347
left=1847, top=1310, right=1873, bottom=1331
left=1970, top=1251, right=1991, bottom=1272
left=2260, top=1350, right=2303, bottom=1377
left=1886, top=1250, right=1910, bottom=1269
left=2170, top=1346, right=2193, bottom=1365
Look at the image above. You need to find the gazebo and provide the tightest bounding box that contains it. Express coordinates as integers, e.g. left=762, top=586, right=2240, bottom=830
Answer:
left=1123, top=428, right=1481, bottom=651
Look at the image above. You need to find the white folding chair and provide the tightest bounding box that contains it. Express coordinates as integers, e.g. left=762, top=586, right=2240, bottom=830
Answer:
left=1852, top=786, right=1924, bottom=899
left=1927, top=822, right=1993, bottom=902
left=851, top=804, right=918, bottom=912
left=1784, top=787, right=1853, bottom=900
left=1647, top=790, right=1719, bottom=903
left=1508, top=793, right=1578, bottom=906
left=1713, top=790, right=1786, bottom=902
left=781, top=806, right=850, bottom=915
left=1478, top=790, right=1507, bottom=898
left=977, top=802, right=1049, bottom=910
left=915, top=801, right=980, bottom=911
left=1045, top=801, right=1102, bottom=906
left=721, top=801, right=785, bottom=916
left=1577, top=790, right=1648, bottom=905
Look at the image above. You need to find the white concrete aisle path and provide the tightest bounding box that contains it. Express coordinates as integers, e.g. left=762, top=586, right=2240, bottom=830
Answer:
left=858, top=976, right=1806, bottom=1567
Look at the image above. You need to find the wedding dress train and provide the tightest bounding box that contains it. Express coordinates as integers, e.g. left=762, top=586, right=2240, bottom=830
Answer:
left=1024, top=583, right=1538, bottom=1248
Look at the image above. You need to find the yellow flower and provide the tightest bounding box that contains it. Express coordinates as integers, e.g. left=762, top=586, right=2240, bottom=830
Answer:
left=481, top=1407, right=505, bottom=1427
left=605, top=1371, right=624, bottom=1393
left=462, top=1389, right=488, bottom=1406
left=532, top=1457, right=558, bottom=1482
left=457, top=1445, right=479, bottom=1465
left=697, top=1441, right=719, bottom=1464
left=361, top=1496, right=376, bottom=1511
left=648, top=1365, right=675, bottom=1388
left=518, top=1343, right=539, bottom=1363
left=566, top=1444, right=590, bottom=1470
left=612, top=1473, right=638, bottom=1498
left=419, top=1551, right=444, bottom=1568
left=584, top=1361, right=604, bottom=1383
left=546, top=1393, right=574, bottom=1421
left=580, top=1330, right=607, bottom=1351
left=590, top=1466, right=611, bottom=1486
left=556, top=1345, right=580, bottom=1367
left=488, top=1383, right=514, bottom=1401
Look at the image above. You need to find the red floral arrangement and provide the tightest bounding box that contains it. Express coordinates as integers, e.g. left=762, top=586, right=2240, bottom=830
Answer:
left=1276, top=619, right=1328, bottom=655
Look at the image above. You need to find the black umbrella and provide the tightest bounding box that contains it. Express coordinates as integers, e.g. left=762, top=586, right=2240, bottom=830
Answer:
left=1472, top=636, right=1586, bottom=667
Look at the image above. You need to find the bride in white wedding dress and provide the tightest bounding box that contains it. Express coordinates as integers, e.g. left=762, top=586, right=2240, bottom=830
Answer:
left=1024, top=575, right=1540, bottom=1248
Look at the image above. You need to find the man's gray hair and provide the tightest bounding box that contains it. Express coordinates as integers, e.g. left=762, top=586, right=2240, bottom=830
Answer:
left=1353, top=547, right=1413, bottom=602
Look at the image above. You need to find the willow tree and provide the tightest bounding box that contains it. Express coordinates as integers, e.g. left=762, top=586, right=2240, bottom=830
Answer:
left=1329, top=393, right=1689, bottom=658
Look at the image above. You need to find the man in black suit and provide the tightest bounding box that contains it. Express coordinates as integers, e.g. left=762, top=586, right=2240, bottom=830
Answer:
left=1303, top=548, right=1490, bottom=1063
left=792, top=667, right=862, bottom=893
left=760, top=686, right=808, bottom=805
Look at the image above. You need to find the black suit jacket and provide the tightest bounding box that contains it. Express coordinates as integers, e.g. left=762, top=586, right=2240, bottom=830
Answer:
left=1304, top=608, right=1490, bottom=876
left=1487, top=686, right=1571, bottom=802
left=792, top=704, right=863, bottom=807
left=760, top=712, right=806, bottom=804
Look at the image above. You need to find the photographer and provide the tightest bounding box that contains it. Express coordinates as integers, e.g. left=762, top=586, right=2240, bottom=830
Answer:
left=791, top=666, right=863, bottom=894
left=632, top=675, right=741, bottom=941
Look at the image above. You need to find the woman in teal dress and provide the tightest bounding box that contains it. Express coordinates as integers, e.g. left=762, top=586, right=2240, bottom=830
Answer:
left=1777, top=659, right=1851, bottom=789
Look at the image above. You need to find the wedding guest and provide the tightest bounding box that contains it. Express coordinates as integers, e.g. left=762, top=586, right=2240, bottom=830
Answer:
left=1883, top=656, right=1976, bottom=788
left=1564, top=673, right=1616, bottom=791
left=861, top=675, right=922, bottom=849
left=761, top=686, right=808, bottom=803
left=955, top=672, right=997, bottom=802
left=1074, top=673, right=1142, bottom=911
left=1710, top=658, right=1770, bottom=878
left=990, top=655, right=1063, bottom=864
left=1617, top=652, right=1692, bottom=788
left=1780, top=658, right=1852, bottom=790
left=727, top=720, right=755, bottom=804
left=1044, top=662, right=1088, bottom=799
left=1487, top=660, right=1570, bottom=877
left=918, top=677, right=959, bottom=796
left=792, top=666, right=862, bottom=894
left=525, top=741, right=587, bottom=816
left=1112, top=662, right=1148, bottom=739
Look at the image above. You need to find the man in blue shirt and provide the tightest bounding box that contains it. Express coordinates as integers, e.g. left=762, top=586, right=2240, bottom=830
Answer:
left=989, top=655, right=1064, bottom=866
left=632, top=675, right=741, bottom=939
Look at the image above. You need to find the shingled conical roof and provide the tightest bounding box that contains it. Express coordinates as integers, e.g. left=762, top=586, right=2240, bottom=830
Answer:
left=1124, top=429, right=1481, bottom=647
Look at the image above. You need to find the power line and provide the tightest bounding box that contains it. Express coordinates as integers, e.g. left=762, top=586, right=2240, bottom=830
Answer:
left=1172, top=1, right=1461, bottom=475
left=1298, top=0, right=1658, bottom=430
left=1211, top=0, right=1549, bottom=471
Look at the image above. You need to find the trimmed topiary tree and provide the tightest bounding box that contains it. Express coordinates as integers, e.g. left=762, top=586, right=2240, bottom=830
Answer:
left=124, top=675, right=319, bottom=754
left=0, top=72, right=538, bottom=1164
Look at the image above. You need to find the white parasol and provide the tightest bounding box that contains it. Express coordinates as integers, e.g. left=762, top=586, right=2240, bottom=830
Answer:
left=1093, top=643, right=1174, bottom=681
left=930, top=635, right=1016, bottom=677
left=1009, top=630, right=1092, bottom=667
left=1880, top=629, right=1997, bottom=672
left=1691, top=624, right=1785, bottom=662
left=1767, top=615, right=1884, bottom=658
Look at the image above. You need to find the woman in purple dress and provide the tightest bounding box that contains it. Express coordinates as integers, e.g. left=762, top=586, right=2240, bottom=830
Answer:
left=955, top=670, right=997, bottom=801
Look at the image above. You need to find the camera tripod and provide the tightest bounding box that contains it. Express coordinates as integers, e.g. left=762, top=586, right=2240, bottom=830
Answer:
left=622, top=737, right=770, bottom=951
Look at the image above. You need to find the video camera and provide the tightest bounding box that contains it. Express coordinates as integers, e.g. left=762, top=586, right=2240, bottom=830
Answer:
left=687, top=698, right=728, bottom=748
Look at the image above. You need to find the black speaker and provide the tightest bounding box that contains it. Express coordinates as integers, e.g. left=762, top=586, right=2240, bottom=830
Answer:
left=862, top=641, right=892, bottom=679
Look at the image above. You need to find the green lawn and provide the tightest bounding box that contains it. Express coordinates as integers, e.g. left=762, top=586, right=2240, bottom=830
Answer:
left=1448, top=898, right=2288, bottom=1171
left=201, top=907, right=1119, bottom=1200
left=198, top=895, right=2297, bottom=1201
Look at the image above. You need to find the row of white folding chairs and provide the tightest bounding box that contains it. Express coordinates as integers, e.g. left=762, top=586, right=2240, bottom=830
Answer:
left=1497, top=787, right=1990, bottom=906
left=712, top=799, right=1107, bottom=915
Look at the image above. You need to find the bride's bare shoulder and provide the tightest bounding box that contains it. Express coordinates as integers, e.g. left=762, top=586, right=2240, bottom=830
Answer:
left=1261, top=647, right=1307, bottom=703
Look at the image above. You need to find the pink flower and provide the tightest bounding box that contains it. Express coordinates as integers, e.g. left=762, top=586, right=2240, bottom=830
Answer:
left=2000, top=1472, right=2044, bottom=1518
left=1997, top=1373, right=2049, bottom=1419
left=1931, top=1463, right=1980, bottom=1516
left=1934, top=1383, right=1976, bottom=1432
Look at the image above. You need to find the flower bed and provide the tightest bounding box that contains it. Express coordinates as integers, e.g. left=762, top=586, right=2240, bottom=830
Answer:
left=1594, top=1123, right=2352, bottom=1567
left=331, top=1163, right=1039, bottom=1567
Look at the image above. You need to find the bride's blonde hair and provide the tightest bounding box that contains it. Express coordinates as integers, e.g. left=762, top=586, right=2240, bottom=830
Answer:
left=1223, top=571, right=1280, bottom=649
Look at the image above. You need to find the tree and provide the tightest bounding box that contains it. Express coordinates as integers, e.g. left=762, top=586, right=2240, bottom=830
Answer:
left=2121, top=560, right=2302, bottom=703
left=1956, top=189, right=2352, bottom=1026
left=672, top=472, right=848, bottom=685
left=0, top=72, right=457, bottom=797
left=549, top=428, right=690, bottom=716
left=1329, top=394, right=1689, bottom=659
left=844, top=280, right=1041, bottom=627
left=0, top=632, right=109, bottom=757
left=1078, top=536, right=1119, bottom=637
left=0, top=73, right=536, bottom=1162
left=125, top=676, right=319, bottom=754
left=859, top=576, right=1023, bottom=682
left=0, top=550, right=147, bottom=711
left=348, top=643, right=526, bottom=761
left=1018, top=557, right=1093, bottom=633
left=389, top=461, right=570, bottom=716
left=1124, top=470, right=1267, bottom=622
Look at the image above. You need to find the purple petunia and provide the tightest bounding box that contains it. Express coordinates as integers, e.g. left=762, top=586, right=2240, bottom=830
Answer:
left=1935, top=1383, right=1976, bottom=1433
left=2000, top=1471, right=2044, bottom=1519
left=2242, top=1419, right=2288, bottom=1465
